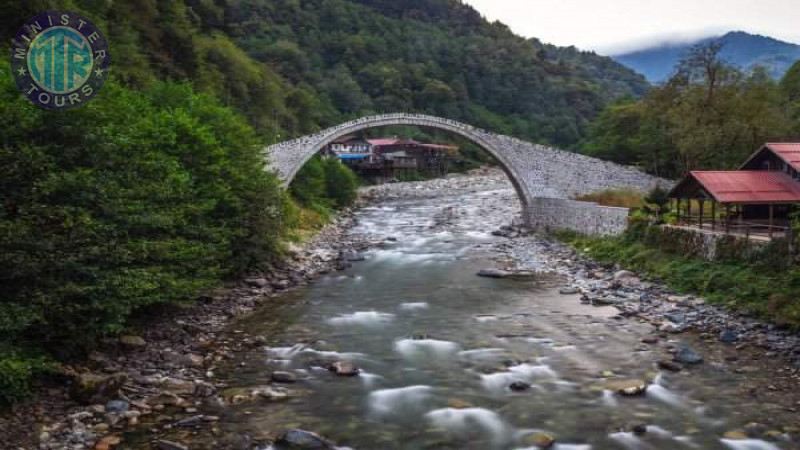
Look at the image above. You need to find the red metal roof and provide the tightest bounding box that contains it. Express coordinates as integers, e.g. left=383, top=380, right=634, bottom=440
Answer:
left=739, top=142, right=800, bottom=171
left=688, top=170, right=800, bottom=204
left=367, top=138, right=401, bottom=146
left=765, top=143, right=800, bottom=171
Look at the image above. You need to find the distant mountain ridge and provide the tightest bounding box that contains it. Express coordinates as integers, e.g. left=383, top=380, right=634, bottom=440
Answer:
left=613, top=31, right=800, bottom=82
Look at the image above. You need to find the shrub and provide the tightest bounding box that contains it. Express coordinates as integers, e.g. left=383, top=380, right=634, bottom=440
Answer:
left=0, top=351, right=54, bottom=406
left=322, top=158, right=360, bottom=208
left=574, top=188, right=645, bottom=208
left=290, top=156, right=360, bottom=210
left=0, top=77, right=287, bottom=357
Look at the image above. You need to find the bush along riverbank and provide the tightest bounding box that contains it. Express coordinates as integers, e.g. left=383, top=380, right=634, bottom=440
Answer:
left=554, top=221, right=800, bottom=330
left=0, top=74, right=361, bottom=411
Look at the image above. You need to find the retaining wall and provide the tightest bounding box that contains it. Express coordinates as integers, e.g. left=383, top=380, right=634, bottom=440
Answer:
left=528, top=197, right=630, bottom=236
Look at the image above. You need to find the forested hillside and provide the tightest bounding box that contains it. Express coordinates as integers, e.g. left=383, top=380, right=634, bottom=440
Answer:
left=6, top=0, right=649, bottom=148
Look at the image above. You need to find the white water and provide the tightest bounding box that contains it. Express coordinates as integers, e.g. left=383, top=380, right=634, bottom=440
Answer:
left=425, top=407, right=508, bottom=443
left=480, top=363, right=557, bottom=392
left=720, top=440, right=782, bottom=450
left=327, top=311, right=396, bottom=326
left=367, top=385, right=433, bottom=416
left=399, top=302, right=430, bottom=310
left=646, top=374, right=686, bottom=407
left=609, top=432, right=654, bottom=450
left=458, top=348, right=509, bottom=361
left=393, top=338, right=462, bottom=359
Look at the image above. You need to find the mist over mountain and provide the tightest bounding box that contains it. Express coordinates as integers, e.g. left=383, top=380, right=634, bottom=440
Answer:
left=613, top=31, right=800, bottom=82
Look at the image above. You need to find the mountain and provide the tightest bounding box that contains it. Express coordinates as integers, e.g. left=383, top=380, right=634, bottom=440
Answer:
left=4, top=0, right=648, bottom=149
left=613, top=31, right=800, bottom=82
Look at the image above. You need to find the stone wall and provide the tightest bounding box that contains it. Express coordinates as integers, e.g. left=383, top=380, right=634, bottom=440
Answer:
left=527, top=197, right=631, bottom=236
left=633, top=223, right=778, bottom=262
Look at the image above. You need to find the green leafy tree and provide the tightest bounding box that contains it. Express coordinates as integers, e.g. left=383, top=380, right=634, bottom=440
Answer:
left=0, top=76, right=286, bottom=400
left=322, top=158, right=360, bottom=208
left=583, top=42, right=790, bottom=178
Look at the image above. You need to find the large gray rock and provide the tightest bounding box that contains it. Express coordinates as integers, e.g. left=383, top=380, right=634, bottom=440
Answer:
left=119, top=335, right=147, bottom=348
left=69, top=372, right=127, bottom=405
left=276, top=429, right=335, bottom=449
left=674, top=346, right=703, bottom=364
left=154, top=440, right=189, bottom=450
left=328, top=361, right=360, bottom=377
left=477, top=269, right=512, bottom=279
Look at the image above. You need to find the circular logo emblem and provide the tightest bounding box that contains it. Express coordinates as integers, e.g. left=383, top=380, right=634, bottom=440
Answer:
left=10, top=10, right=110, bottom=110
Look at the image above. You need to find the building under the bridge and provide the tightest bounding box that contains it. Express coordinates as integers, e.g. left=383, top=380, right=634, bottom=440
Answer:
left=325, top=136, right=458, bottom=182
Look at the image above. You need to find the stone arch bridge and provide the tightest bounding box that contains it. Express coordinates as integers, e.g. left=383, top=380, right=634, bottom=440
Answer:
left=265, top=113, right=666, bottom=235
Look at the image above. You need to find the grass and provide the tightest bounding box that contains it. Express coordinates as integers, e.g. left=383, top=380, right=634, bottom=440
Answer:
left=574, top=188, right=646, bottom=208
left=556, top=230, right=800, bottom=329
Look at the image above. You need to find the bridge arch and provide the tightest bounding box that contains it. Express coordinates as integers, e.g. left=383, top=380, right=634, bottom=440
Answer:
left=266, top=113, right=533, bottom=213
left=265, top=113, right=665, bottom=230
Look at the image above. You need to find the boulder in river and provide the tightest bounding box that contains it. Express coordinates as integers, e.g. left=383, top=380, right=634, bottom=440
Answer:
left=341, top=251, right=365, bottom=262
left=271, top=371, right=298, bottom=383
left=674, top=346, right=703, bottom=364
left=508, top=381, right=532, bottom=392
left=606, top=379, right=648, bottom=396
left=657, top=359, right=683, bottom=372
left=153, top=440, right=189, bottom=450
left=276, top=429, right=335, bottom=449
left=328, top=360, right=360, bottom=377
left=719, top=329, right=739, bottom=343
left=522, top=432, right=555, bottom=448
left=477, top=269, right=512, bottom=279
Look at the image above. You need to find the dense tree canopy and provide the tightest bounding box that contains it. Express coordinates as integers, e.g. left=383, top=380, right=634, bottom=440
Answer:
left=582, top=44, right=798, bottom=178
left=2, top=0, right=647, bottom=149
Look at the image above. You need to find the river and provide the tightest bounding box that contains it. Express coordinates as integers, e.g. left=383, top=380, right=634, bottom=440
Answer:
left=141, top=182, right=793, bottom=450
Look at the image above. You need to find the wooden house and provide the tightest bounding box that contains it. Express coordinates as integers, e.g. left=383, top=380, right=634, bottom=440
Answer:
left=668, top=143, right=800, bottom=240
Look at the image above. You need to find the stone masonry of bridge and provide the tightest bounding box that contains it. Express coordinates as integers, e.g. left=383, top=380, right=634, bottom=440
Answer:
left=265, top=113, right=669, bottom=236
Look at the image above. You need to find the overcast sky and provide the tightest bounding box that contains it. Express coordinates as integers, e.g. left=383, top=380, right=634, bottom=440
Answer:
left=462, top=0, right=800, bottom=55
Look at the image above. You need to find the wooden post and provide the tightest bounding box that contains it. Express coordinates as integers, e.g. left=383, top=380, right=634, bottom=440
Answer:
left=677, top=198, right=682, bottom=224
left=699, top=199, right=705, bottom=229
left=711, top=201, right=716, bottom=231
left=789, top=205, right=796, bottom=254
left=725, top=204, right=731, bottom=235
left=686, top=199, right=692, bottom=226
left=739, top=205, right=744, bottom=236
left=769, top=204, right=774, bottom=239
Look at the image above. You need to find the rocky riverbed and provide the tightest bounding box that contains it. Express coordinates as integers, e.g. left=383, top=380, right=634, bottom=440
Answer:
left=3, top=168, right=800, bottom=450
